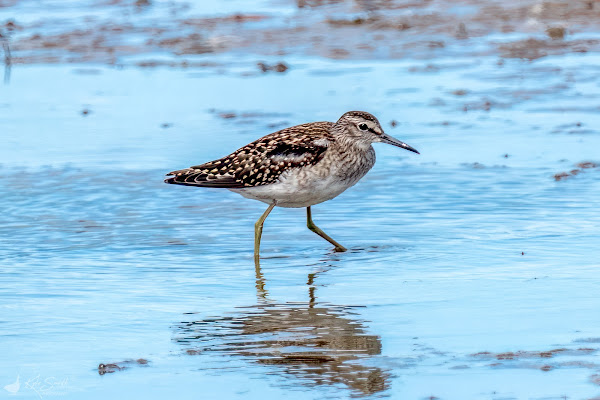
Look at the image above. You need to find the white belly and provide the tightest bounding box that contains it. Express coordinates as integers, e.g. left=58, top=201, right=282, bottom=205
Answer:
left=231, top=172, right=352, bottom=208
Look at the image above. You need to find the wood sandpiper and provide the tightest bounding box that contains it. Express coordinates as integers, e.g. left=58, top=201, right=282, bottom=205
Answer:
left=165, top=111, right=419, bottom=264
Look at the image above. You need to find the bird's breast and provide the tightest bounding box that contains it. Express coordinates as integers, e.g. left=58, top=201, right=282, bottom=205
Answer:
left=230, top=145, right=376, bottom=208
left=333, top=144, right=376, bottom=185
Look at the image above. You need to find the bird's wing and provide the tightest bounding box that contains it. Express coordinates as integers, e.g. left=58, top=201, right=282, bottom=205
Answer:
left=165, top=122, right=333, bottom=188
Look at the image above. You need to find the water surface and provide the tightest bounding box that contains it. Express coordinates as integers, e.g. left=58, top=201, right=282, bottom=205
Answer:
left=2, top=3, right=600, bottom=399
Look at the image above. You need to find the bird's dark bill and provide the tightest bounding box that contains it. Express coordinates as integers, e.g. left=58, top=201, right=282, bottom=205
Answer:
left=380, top=134, right=420, bottom=154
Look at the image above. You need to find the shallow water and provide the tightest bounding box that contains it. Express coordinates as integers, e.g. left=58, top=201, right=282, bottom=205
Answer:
left=2, top=3, right=600, bottom=399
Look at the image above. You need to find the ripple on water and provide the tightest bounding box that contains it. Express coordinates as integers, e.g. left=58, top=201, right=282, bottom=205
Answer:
left=2, top=36, right=600, bottom=399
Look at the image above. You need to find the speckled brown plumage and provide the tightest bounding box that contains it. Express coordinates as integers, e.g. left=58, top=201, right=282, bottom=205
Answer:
left=165, top=122, right=334, bottom=188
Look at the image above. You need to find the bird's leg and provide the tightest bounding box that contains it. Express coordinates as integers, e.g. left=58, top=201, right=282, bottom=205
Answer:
left=306, top=206, right=347, bottom=252
left=254, top=202, right=276, bottom=267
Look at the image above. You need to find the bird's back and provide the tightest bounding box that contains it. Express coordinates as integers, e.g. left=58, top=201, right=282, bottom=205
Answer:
left=165, top=121, right=335, bottom=188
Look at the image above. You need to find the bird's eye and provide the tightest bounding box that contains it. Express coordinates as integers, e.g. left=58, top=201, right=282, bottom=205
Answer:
left=358, top=123, right=368, bottom=131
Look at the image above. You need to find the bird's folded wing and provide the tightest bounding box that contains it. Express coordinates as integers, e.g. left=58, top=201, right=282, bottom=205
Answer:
left=165, top=122, right=333, bottom=188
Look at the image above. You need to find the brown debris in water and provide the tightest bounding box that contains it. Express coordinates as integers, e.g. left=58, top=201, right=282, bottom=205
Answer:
left=98, top=358, right=149, bottom=375
left=218, top=112, right=236, bottom=119
left=499, top=37, right=599, bottom=60
left=326, top=17, right=379, bottom=27
left=462, top=98, right=510, bottom=112
left=471, top=347, right=596, bottom=360
left=547, top=26, right=566, bottom=40
left=257, top=61, right=288, bottom=73
left=577, top=161, right=599, bottom=169
left=4, top=20, right=21, bottom=31
left=554, top=161, right=600, bottom=180
left=472, top=347, right=600, bottom=374
left=554, top=172, right=570, bottom=181
left=181, top=14, right=269, bottom=27
left=209, top=109, right=291, bottom=125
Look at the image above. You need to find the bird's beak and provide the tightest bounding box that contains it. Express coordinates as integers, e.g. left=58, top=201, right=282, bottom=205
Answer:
left=380, top=133, right=420, bottom=154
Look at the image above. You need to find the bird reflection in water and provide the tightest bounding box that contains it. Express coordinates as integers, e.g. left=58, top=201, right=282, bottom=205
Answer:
left=174, top=263, right=390, bottom=396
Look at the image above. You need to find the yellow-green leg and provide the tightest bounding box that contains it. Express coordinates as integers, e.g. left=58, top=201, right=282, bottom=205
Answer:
left=254, top=202, right=276, bottom=267
left=306, top=206, right=347, bottom=252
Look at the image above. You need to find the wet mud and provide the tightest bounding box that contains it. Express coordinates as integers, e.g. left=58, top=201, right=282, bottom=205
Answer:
left=3, top=0, right=600, bottom=66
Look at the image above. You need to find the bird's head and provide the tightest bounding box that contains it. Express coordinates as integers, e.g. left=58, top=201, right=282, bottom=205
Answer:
left=336, top=111, right=420, bottom=154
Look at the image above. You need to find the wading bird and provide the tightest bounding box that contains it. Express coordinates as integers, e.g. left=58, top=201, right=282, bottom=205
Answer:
left=165, top=111, right=419, bottom=265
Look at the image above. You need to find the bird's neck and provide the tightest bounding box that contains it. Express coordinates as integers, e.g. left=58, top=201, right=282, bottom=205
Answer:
left=333, top=132, right=373, bottom=152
